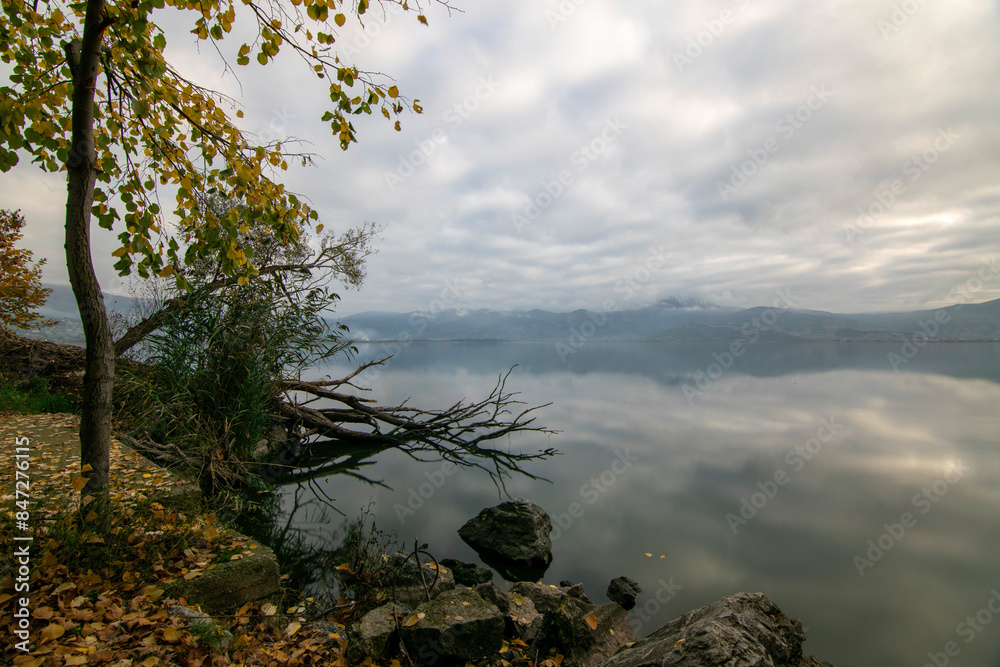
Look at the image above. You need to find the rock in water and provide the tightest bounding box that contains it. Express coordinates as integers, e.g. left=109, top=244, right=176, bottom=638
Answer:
left=458, top=498, right=553, bottom=580
left=606, top=576, right=641, bottom=610
left=440, top=558, right=494, bottom=586
left=596, top=592, right=835, bottom=667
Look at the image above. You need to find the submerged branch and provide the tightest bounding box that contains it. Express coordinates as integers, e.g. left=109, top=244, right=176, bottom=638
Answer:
left=274, top=362, right=558, bottom=490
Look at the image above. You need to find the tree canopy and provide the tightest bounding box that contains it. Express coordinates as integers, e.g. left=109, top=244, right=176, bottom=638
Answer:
left=0, top=0, right=428, bottom=288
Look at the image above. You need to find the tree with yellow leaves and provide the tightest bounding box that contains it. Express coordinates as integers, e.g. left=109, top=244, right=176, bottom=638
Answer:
left=0, top=0, right=435, bottom=527
left=0, top=209, right=55, bottom=330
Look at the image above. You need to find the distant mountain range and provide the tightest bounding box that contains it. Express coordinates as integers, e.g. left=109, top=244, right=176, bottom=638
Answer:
left=341, top=298, right=1000, bottom=343
left=21, top=285, right=1000, bottom=345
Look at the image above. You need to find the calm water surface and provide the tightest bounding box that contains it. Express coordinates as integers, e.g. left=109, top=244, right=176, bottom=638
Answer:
left=273, top=342, right=1000, bottom=667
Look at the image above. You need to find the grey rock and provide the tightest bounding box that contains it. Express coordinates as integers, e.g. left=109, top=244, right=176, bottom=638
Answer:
left=595, top=592, right=834, bottom=667
left=475, top=582, right=512, bottom=615
left=507, top=590, right=545, bottom=643
left=398, top=588, right=505, bottom=662
left=509, top=582, right=636, bottom=667
left=387, top=553, right=456, bottom=607
left=345, top=602, right=409, bottom=663
left=169, top=605, right=232, bottom=652
left=163, top=544, right=279, bottom=615
left=458, top=498, right=553, bottom=580
left=563, top=582, right=592, bottom=603
left=440, top=558, right=494, bottom=586
left=607, top=576, right=641, bottom=611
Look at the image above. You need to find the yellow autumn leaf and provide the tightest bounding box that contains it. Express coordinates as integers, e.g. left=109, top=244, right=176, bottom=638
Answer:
left=203, top=523, right=219, bottom=540
left=644, top=553, right=652, bottom=557
left=261, top=602, right=277, bottom=616
left=81, top=463, right=93, bottom=472
left=158, top=264, right=174, bottom=277
left=403, top=612, right=425, bottom=627
left=334, top=13, right=346, bottom=26
left=584, top=613, right=598, bottom=630
left=41, top=623, right=65, bottom=642
left=71, top=476, right=89, bottom=492
left=387, top=85, right=399, bottom=98
left=64, top=657, right=87, bottom=666
left=161, top=627, right=183, bottom=642
left=285, top=621, right=302, bottom=636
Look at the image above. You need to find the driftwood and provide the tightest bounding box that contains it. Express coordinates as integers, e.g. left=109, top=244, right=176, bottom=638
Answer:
left=271, top=357, right=558, bottom=487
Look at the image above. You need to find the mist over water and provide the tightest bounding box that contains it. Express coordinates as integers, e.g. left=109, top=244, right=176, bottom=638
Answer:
left=275, top=341, right=1000, bottom=667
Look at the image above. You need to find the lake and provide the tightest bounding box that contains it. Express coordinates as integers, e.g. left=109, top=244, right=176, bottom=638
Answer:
left=270, top=341, right=1000, bottom=667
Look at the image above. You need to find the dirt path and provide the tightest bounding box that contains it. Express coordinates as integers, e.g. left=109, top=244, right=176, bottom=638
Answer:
left=0, top=412, right=195, bottom=517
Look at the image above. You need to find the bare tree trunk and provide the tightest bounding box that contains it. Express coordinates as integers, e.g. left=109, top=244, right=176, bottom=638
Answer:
left=65, top=0, right=115, bottom=530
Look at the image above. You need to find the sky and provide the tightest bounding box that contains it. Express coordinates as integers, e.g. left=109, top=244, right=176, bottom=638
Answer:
left=6, top=0, right=1000, bottom=316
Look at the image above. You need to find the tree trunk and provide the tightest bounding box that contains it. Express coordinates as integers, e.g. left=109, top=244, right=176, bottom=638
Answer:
left=65, top=0, right=114, bottom=531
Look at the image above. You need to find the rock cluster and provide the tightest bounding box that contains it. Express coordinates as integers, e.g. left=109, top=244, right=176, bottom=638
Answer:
left=346, top=576, right=634, bottom=666
left=344, top=499, right=835, bottom=667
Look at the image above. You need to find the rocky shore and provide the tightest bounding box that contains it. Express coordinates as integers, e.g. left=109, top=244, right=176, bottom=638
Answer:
left=344, top=498, right=835, bottom=666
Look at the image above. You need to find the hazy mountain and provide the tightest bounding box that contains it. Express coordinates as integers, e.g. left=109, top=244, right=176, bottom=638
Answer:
left=342, top=298, right=1000, bottom=342
left=23, top=285, right=1000, bottom=345
left=342, top=299, right=740, bottom=342
left=18, top=284, right=140, bottom=346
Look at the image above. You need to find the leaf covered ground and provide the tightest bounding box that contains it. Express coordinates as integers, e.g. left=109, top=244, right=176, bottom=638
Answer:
left=0, top=412, right=352, bottom=666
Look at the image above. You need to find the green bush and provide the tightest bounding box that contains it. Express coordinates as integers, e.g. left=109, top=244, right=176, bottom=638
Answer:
left=0, top=373, right=78, bottom=414
left=116, top=280, right=352, bottom=495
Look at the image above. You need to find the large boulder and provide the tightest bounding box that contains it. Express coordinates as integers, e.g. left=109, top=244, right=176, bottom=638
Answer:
left=510, top=582, right=636, bottom=667
left=458, top=498, right=553, bottom=581
left=398, top=588, right=505, bottom=663
left=596, top=592, right=835, bottom=667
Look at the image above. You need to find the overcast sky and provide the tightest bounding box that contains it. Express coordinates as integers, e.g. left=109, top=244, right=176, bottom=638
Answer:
left=6, top=0, right=1000, bottom=316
